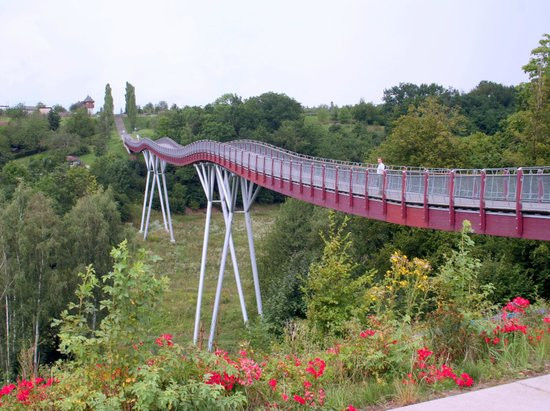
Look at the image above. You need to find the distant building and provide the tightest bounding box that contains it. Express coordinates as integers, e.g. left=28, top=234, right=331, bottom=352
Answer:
left=82, top=95, right=95, bottom=114
left=23, top=105, right=52, bottom=115
left=65, top=156, right=82, bottom=166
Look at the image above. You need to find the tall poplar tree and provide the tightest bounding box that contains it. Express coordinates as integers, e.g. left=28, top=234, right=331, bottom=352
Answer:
left=125, top=82, right=137, bottom=131
left=99, top=83, right=114, bottom=139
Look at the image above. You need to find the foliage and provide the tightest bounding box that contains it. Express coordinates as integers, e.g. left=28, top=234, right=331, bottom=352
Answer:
left=259, top=200, right=327, bottom=332
left=503, top=33, right=550, bottom=165
left=367, top=251, right=431, bottom=322
left=125, top=82, right=138, bottom=131
left=432, top=221, right=494, bottom=315
left=303, top=213, right=372, bottom=336
left=63, top=108, right=96, bottom=139
left=34, top=166, right=99, bottom=214
left=4, top=113, right=49, bottom=155
left=375, top=97, right=466, bottom=167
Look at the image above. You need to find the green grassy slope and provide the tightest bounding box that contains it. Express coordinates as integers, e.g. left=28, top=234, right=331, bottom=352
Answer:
left=135, top=204, right=279, bottom=349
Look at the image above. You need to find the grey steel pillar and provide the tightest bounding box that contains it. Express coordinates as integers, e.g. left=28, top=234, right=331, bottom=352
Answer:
left=193, top=163, right=214, bottom=344
left=143, top=153, right=175, bottom=242
left=139, top=151, right=153, bottom=233
left=240, top=178, right=263, bottom=316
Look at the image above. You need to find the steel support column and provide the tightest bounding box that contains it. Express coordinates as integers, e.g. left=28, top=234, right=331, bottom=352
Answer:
left=241, top=178, right=263, bottom=316
left=143, top=153, right=174, bottom=241
left=139, top=151, right=153, bottom=233
left=193, top=163, right=214, bottom=345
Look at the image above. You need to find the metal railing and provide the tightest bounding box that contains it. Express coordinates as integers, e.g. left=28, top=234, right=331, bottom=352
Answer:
left=124, top=136, right=550, bottom=213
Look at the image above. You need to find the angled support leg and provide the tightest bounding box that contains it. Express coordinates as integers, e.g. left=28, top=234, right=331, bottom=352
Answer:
left=139, top=151, right=153, bottom=233
left=160, top=160, right=175, bottom=243
left=219, top=172, right=248, bottom=325
left=193, top=163, right=214, bottom=345
left=240, top=178, right=263, bottom=316
left=208, top=166, right=248, bottom=351
left=143, top=154, right=158, bottom=240
left=153, top=156, right=169, bottom=233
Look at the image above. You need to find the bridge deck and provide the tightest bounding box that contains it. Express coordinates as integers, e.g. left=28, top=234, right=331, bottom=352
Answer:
left=122, top=136, right=550, bottom=241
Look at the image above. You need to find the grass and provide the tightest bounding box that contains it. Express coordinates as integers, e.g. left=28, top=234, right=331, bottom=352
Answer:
left=80, top=129, right=127, bottom=166
left=130, top=204, right=279, bottom=349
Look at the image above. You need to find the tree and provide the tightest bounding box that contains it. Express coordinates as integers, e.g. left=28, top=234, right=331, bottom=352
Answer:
left=459, top=81, right=516, bottom=134
left=518, top=33, right=550, bottom=163
left=382, top=82, right=459, bottom=125
left=155, top=101, right=168, bottom=112
left=61, top=188, right=122, bottom=277
left=125, top=82, right=137, bottom=131
left=352, top=99, right=383, bottom=125
left=47, top=109, right=61, bottom=131
left=18, top=193, right=60, bottom=375
left=375, top=97, right=466, bottom=168
left=64, top=108, right=96, bottom=138
left=241, top=92, right=303, bottom=132
left=99, top=83, right=114, bottom=138
left=304, top=213, right=370, bottom=336
left=6, top=113, right=49, bottom=155
left=259, top=199, right=328, bottom=332
left=34, top=166, right=98, bottom=214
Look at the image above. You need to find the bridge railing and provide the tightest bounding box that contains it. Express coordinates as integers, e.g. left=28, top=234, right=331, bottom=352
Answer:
left=124, top=136, right=550, bottom=213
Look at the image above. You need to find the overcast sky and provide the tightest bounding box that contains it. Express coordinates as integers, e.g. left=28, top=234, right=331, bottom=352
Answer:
left=1, top=0, right=548, bottom=112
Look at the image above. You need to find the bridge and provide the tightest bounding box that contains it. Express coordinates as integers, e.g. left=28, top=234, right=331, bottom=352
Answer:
left=121, top=129, right=549, bottom=350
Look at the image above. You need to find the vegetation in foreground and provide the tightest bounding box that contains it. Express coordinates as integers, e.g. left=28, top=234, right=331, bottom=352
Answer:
left=0, top=221, right=547, bottom=410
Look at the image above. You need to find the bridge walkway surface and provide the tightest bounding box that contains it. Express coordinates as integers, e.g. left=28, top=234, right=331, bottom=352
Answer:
left=120, top=123, right=550, bottom=241
left=392, top=373, right=550, bottom=410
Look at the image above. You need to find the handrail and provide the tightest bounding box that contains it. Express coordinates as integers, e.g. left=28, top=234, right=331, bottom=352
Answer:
left=123, top=136, right=550, bottom=213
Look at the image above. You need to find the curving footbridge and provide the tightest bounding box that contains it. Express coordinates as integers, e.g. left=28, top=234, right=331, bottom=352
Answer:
left=123, top=136, right=550, bottom=241
left=120, top=123, right=549, bottom=350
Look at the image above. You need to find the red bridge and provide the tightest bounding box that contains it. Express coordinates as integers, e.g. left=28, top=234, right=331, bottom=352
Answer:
left=123, top=137, right=550, bottom=242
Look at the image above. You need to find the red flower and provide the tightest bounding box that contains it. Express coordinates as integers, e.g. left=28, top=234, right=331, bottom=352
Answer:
left=417, top=347, right=433, bottom=361
left=0, top=384, right=16, bottom=395
left=303, top=380, right=312, bottom=389
left=293, top=394, right=306, bottom=405
left=155, top=333, right=174, bottom=347
left=327, top=344, right=341, bottom=354
left=268, top=379, right=277, bottom=391
left=281, top=393, right=289, bottom=402
left=456, top=373, right=474, bottom=387
left=305, top=358, right=326, bottom=379
left=347, top=406, right=358, bottom=411
left=318, top=388, right=326, bottom=405
left=360, top=329, right=376, bottom=338
left=16, top=389, right=30, bottom=403
left=543, top=317, right=550, bottom=323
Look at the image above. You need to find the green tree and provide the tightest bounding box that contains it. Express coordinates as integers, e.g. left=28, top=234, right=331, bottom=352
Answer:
left=47, top=109, right=61, bottom=131
left=512, top=33, right=550, bottom=164
left=125, top=82, right=137, bottom=131
left=459, top=81, right=516, bottom=134
left=99, top=83, right=115, bottom=139
left=376, top=97, right=466, bottom=167
left=241, top=92, right=303, bottom=132
left=64, top=108, right=96, bottom=138
left=259, top=199, right=328, bottom=332
left=6, top=113, right=49, bottom=154
left=34, top=166, right=98, bottom=214
left=61, top=188, right=123, bottom=277
left=304, top=213, right=370, bottom=336
left=18, top=193, right=61, bottom=374
left=382, top=82, right=459, bottom=125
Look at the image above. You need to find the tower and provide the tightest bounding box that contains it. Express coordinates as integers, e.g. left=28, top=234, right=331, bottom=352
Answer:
left=82, top=95, right=94, bottom=114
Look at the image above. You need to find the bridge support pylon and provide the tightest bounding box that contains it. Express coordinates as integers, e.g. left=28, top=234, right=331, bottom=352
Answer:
left=193, top=163, right=263, bottom=350
left=140, top=151, right=175, bottom=242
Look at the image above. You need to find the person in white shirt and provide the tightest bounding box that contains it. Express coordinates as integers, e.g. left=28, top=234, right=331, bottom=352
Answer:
left=377, top=157, right=385, bottom=174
